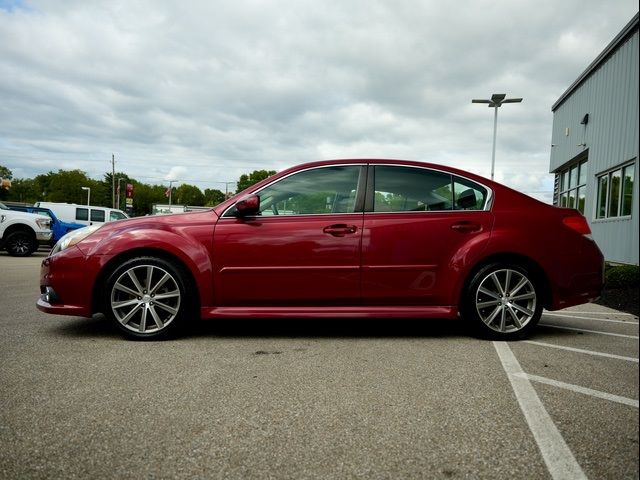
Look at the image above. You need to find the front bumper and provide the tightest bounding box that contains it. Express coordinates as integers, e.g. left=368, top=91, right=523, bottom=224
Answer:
left=36, top=246, right=100, bottom=318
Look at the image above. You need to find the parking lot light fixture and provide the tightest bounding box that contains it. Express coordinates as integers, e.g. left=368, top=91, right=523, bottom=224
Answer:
left=81, top=186, right=91, bottom=206
left=472, top=93, right=523, bottom=180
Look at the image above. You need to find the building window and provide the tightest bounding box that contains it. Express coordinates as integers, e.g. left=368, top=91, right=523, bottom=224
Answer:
left=596, top=161, right=635, bottom=219
left=556, top=159, right=588, bottom=213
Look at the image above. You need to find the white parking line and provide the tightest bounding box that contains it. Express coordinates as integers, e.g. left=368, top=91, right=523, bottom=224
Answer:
left=548, top=310, right=637, bottom=318
left=543, top=312, right=639, bottom=325
left=523, top=340, right=639, bottom=363
left=539, top=324, right=639, bottom=339
left=493, top=342, right=587, bottom=480
left=514, top=372, right=639, bottom=409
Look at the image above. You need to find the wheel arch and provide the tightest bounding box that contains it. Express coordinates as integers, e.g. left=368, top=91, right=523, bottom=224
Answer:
left=91, top=247, right=201, bottom=316
left=459, top=252, right=552, bottom=310
left=3, top=223, right=36, bottom=239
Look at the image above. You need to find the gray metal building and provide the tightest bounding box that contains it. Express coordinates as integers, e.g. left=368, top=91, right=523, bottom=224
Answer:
left=550, top=13, right=639, bottom=265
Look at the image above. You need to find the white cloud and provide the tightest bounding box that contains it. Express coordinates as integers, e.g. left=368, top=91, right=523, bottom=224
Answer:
left=0, top=0, right=637, bottom=200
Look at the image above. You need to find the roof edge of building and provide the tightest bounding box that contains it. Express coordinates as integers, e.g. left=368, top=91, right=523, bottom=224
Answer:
left=552, top=12, right=639, bottom=112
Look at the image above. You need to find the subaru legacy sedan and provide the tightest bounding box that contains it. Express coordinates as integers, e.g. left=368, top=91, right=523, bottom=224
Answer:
left=37, top=159, right=603, bottom=340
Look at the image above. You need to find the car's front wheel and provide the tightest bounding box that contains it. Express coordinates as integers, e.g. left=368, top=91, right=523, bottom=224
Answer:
left=462, top=263, right=542, bottom=339
left=104, top=257, right=191, bottom=340
left=5, top=230, right=36, bottom=257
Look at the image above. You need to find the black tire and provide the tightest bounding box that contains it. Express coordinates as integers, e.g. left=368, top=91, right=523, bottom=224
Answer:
left=103, top=256, right=193, bottom=340
left=461, top=263, right=542, bottom=340
left=5, top=230, right=36, bottom=257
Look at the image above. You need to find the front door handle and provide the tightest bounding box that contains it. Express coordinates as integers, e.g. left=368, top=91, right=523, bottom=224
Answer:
left=450, top=221, right=482, bottom=233
left=323, top=224, right=358, bottom=237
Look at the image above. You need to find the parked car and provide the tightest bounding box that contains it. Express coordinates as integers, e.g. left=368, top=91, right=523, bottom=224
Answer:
left=34, top=202, right=128, bottom=226
left=0, top=202, right=52, bottom=256
left=37, top=159, right=604, bottom=340
left=7, top=205, right=84, bottom=245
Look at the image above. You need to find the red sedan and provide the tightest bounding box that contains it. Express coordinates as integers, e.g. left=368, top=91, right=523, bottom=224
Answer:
left=37, top=159, right=603, bottom=340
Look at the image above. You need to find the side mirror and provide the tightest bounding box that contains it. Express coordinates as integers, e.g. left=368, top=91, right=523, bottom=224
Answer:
left=234, top=194, right=260, bottom=216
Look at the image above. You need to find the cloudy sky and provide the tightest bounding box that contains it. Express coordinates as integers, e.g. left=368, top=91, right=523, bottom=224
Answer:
left=1, top=0, right=638, bottom=200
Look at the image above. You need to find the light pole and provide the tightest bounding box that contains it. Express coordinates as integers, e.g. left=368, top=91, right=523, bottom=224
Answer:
left=116, top=178, right=125, bottom=210
left=168, top=180, right=177, bottom=206
left=81, top=186, right=91, bottom=206
left=472, top=93, right=522, bottom=180
left=223, top=181, right=236, bottom=198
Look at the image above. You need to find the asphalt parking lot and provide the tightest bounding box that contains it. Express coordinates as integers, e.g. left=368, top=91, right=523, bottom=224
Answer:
left=0, top=252, right=638, bottom=479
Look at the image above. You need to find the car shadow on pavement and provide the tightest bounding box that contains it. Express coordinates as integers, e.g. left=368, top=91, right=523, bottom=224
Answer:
left=186, top=317, right=471, bottom=339
left=49, top=314, right=123, bottom=339
left=49, top=315, right=473, bottom=340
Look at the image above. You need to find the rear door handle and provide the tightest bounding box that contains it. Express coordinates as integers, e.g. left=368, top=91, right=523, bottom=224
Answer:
left=450, top=221, right=482, bottom=233
left=323, top=224, right=358, bottom=237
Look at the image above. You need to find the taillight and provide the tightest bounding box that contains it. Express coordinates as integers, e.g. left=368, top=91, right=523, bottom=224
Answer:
left=562, top=215, right=591, bottom=235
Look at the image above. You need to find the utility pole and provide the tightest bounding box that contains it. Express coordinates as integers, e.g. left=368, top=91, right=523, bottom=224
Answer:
left=112, top=154, right=116, bottom=208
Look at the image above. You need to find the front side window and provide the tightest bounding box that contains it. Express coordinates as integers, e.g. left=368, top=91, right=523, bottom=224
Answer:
left=372, top=166, right=487, bottom=212
left=255, top=165, right=361, bottom=216
left=596, top=161, right=635, bottom=219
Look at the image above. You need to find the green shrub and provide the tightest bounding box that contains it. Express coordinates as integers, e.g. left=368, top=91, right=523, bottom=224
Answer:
left=604, top=264, right=640, bottom=289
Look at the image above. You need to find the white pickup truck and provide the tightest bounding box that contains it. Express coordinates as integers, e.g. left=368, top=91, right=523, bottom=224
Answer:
left=0, top=202, right=52, bottom=256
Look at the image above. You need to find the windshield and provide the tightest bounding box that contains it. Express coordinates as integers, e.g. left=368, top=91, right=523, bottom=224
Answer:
left=0, top=202, right=9, bottom=210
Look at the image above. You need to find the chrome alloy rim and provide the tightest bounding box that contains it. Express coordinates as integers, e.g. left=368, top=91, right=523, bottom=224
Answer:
left=110, top=265, right=181, bottom=334
left=475, top=269, right=537, bottom=333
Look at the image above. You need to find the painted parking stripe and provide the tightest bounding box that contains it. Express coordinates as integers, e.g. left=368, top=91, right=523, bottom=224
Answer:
left=543, top=313, right=639, bottom=325
left=523, top=340, right=639, bottom=363
left=539, top=324, right=639, bottom=339
left=493, top=342, right=587, bottom=480
left=514, top=373, right=639, bottom=409
left=546, top=310, right=637, bottom=318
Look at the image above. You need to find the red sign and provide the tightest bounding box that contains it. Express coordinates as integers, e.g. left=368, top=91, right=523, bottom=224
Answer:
left=126, top=183, right=134, bottom=198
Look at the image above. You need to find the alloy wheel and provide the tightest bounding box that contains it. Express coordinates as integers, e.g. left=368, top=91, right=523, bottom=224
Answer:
left=474, top=268, right=537, bottom=334
left=110, top=264, right=182, bottom=335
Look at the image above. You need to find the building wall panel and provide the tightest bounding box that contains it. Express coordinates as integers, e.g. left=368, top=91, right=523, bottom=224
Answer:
left=550, top=27, right=638, bottom=265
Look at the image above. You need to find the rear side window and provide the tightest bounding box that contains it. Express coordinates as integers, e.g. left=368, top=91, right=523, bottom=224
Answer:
left=372, top=166, right=487, bottom=212
left=76, top=208, right=88, bottom=221
left=90, top=209, right=106, bottom=222
left=453, top=177, right=487, bottom=210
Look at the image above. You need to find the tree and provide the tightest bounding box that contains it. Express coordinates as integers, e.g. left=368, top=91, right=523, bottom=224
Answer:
left=131, top=183, right=166, bottom=216
left=204, top=188, right=225, bottom=206
left=39, top=169, right=103, bottom=205
left=0, top=165, right=12, bottom=200
left=0, top=165, right=12, bottom=180
left=236, top=169, right=277, bottom=193
left=175, top=184, right=205, bottom=206
left=5, top=178, right=39, bottom=203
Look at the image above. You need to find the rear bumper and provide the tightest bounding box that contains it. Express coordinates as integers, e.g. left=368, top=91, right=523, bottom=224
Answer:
left=548, top=240, right=604, bottom=311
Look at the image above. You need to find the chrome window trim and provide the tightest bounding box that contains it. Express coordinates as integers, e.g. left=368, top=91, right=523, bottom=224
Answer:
left=370, top=163, right=494, bottom=213
left=221, top=163, right=366, bottom=218
left=221, top=162, right=494, bottom=218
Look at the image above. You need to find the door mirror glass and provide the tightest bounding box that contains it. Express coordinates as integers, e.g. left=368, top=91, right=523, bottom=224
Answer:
left=235, top=194, right=260, bottom=216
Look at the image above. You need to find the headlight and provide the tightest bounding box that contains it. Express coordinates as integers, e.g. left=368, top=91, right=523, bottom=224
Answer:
left=51, top=225, right=102, bottom=255
left=35, top=218, right=51, bottom=229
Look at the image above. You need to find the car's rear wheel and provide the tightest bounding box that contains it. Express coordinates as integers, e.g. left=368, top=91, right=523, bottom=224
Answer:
left=104, top=257, right=190, bottom=340
left=463, top=263, right=542, bottom=339
left=5, top=230, right=36, bottom=257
